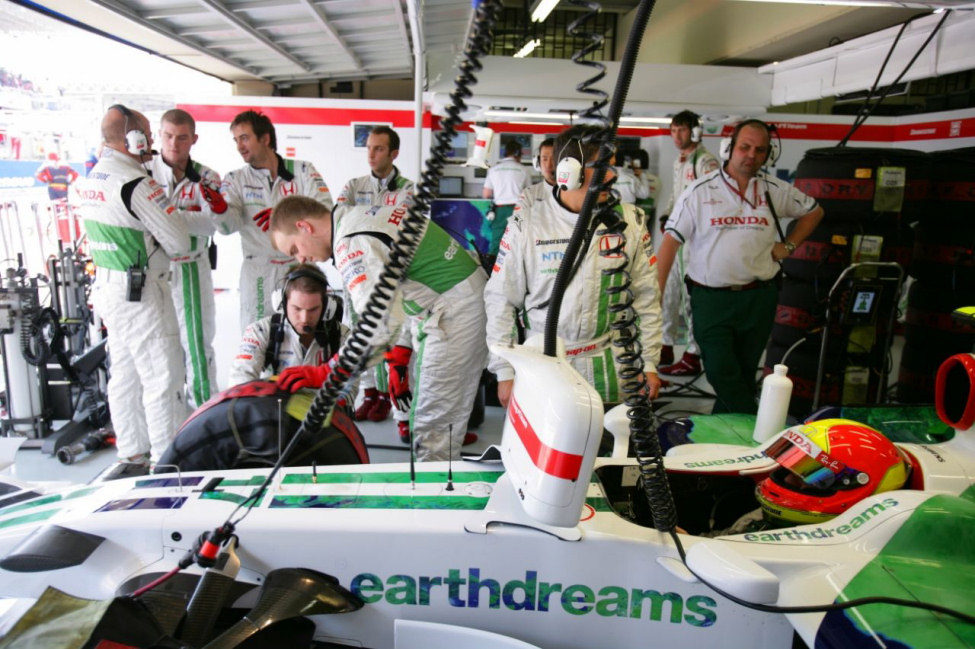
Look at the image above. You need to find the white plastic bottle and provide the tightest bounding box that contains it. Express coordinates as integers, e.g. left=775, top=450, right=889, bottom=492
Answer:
left=753, top=364, right=793, bottom=443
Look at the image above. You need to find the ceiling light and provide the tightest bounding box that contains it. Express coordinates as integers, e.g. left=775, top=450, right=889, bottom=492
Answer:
left=618, top=116, right=672, bottom=125
left=530, top=0, right=560, bottom=22
left=514, top=38, right=541, bottom=58
left=485, top=110, right=571, bottom=119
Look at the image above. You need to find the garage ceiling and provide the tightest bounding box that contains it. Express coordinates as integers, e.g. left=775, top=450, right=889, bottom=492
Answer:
left=11, top=0, right=975, bottom=87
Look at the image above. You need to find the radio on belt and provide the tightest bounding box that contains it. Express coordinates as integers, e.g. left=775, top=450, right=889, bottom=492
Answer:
left=126, top=252, right=146, bottom=302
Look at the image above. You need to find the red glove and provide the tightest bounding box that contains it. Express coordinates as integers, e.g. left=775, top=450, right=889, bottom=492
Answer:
left=253, top=207, right=272, bottom=232
left=384, top=345, right=413, bottom=410
left=277, top=354, right=346, bottom=392
left=200, top=177, right=228, bottom=215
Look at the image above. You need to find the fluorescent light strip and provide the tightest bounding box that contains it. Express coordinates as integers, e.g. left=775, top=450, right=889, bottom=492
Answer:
left=531, top=0, right=560, bottom=22
left=619, top=117, right=672, bottom=125
left=484, top=110, right=572, bottom=120
left=508, top=121, right=566, bottom=126
left=514, top=39, right=541, bottom=58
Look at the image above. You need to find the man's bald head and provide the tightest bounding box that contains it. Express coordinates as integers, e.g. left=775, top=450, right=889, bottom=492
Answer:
left=101, top=106, right=151, bottom=155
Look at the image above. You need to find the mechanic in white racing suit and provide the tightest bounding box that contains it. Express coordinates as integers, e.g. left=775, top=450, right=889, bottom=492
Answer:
left=485, top=125, right=663, bottom=408
left=229, top=263, right=344, bottom=387
left=657, top=110, right=720, bottom=375
left=220, top=110, right=333, bottom=330
left=334, top=126, right=414, bottom=427
left=520, top=137, right=556, bottom=206
left=148, top=108, right=226, bottom=408
left=612, top=152, right=658, bottom=206
left=269, top=196, right=488, bottom=462
left=76, top=105, right=193, bottom=463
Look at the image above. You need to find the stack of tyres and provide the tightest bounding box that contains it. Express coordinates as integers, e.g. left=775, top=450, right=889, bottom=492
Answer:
left=765, top=147, right=929, bottom=416
left=899, top=147, right=975, bottom=402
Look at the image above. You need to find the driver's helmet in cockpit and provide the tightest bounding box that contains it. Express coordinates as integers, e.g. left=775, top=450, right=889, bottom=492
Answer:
left=756, top=419, right=909, bottom=526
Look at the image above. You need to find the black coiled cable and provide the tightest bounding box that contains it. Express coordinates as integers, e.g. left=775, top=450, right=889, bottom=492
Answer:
left=221, top=0, right=504, bottom=528
left=540, top=0, right=674, bottom=531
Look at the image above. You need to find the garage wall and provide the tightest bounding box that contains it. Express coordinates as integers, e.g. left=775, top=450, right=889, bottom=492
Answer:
left=177, top=94, right=975, bottom=289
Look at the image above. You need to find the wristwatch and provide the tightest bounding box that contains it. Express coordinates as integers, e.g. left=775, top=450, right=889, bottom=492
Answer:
left=784, top=241, right=797, bottom=255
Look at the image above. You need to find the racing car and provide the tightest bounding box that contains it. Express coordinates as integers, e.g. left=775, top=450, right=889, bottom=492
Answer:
left=0, top=345, right=972, bottom=649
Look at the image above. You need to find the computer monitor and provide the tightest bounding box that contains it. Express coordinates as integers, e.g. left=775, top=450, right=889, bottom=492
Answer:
left=499, top=133, right=532, bottom=162
left=439, top=176, right=464, bottom=198
left=447, top=132, right=469, bottom=161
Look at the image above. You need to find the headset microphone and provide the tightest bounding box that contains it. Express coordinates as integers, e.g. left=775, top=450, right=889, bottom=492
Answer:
left=555, top=139, right=586, bottom=191
left=110, top=104, right=150, bottom=157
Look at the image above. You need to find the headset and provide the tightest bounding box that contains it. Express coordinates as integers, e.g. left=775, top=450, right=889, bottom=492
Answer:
left=689, top=112, right=703, bottom=143
left=533, top=138, right=556, bottom=174
left=278, top=264, right=330, bottom=312
left=671, top=110, right=702, bottom=143
left=267, top=264, right=340, bottom=372
left=720, top=118, right=781, bottom=166
left=555, top=138, right=586, bottom=191
left=110, top=104, right=150, bottom=157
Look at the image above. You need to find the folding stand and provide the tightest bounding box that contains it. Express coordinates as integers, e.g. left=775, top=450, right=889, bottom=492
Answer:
left=811, top=262, right=904, bottom=411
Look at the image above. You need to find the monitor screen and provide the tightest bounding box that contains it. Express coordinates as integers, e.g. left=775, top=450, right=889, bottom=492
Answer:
left=439, top=176, right=464, bottom=197
left=499, top=133, right=533, bottom=162
left=852, top=290, right=876, bottom=314
left=447, top=132, right=469, bottom=161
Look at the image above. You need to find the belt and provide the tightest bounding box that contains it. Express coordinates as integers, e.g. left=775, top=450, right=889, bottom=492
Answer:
left=685, top=276, right=776, bottom=292
left=96, top=267, right=171, bottom=283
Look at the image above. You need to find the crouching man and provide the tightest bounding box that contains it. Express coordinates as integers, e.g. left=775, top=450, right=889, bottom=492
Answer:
left=228, top=263, right=344, bottom=387
left=268, top=196, right=487, bottom=461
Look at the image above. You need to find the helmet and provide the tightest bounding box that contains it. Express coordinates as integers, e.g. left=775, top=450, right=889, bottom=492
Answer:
left=756, top=419, right=908, bottom=526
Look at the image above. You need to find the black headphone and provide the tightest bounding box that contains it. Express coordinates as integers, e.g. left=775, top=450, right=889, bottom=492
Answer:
left=723, top=119, right=780, bottom=165
left=109, top=104, right=150, bottom=156
left=279, top=264, right=330, bottom=311
left=267, top=264, right=342, bottom=371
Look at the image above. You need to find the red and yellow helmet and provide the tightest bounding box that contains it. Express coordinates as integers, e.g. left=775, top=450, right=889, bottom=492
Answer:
left=756, top=419, right=909, bottom=526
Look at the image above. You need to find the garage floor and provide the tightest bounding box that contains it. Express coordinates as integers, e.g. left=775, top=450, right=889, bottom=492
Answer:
left=4, top=287, right=892, bottom=484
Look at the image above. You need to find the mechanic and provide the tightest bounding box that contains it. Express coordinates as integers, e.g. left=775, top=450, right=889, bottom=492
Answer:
left=334, top=126, right=414, bottom=429
left=657, top=119, right=824, bottom=414
left=657, top=110, right=721, bottom=376
left=76, top=105, right=191, bottom=465
left=484, top=125, right=663, bottom=409
left=220, top=110, right=333, bottom=330
left=148, top=108, right=226, bottom=408
left=520, top=138, right=556, bottom=205
left=34, top=152, right=78, bottom=201
left=268, top=196, right=488, bottom=461
left=228, top=263, right=344, bottom=387
left=611, top=152, right=657, bottom=207
left=482, top=138, right=531, bottom=257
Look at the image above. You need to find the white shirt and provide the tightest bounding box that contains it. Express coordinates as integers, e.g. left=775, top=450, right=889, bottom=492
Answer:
left=613, top=166, right=648, bottom=204
left=664, top=145, right=720, bottom=216
left=667, top=167, right=818, bottom=287
left=484, top=157, right=531, bottom=205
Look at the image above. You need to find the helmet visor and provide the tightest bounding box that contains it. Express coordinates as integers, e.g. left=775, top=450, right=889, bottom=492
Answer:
left=765, top=427, right=854, bottom=488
